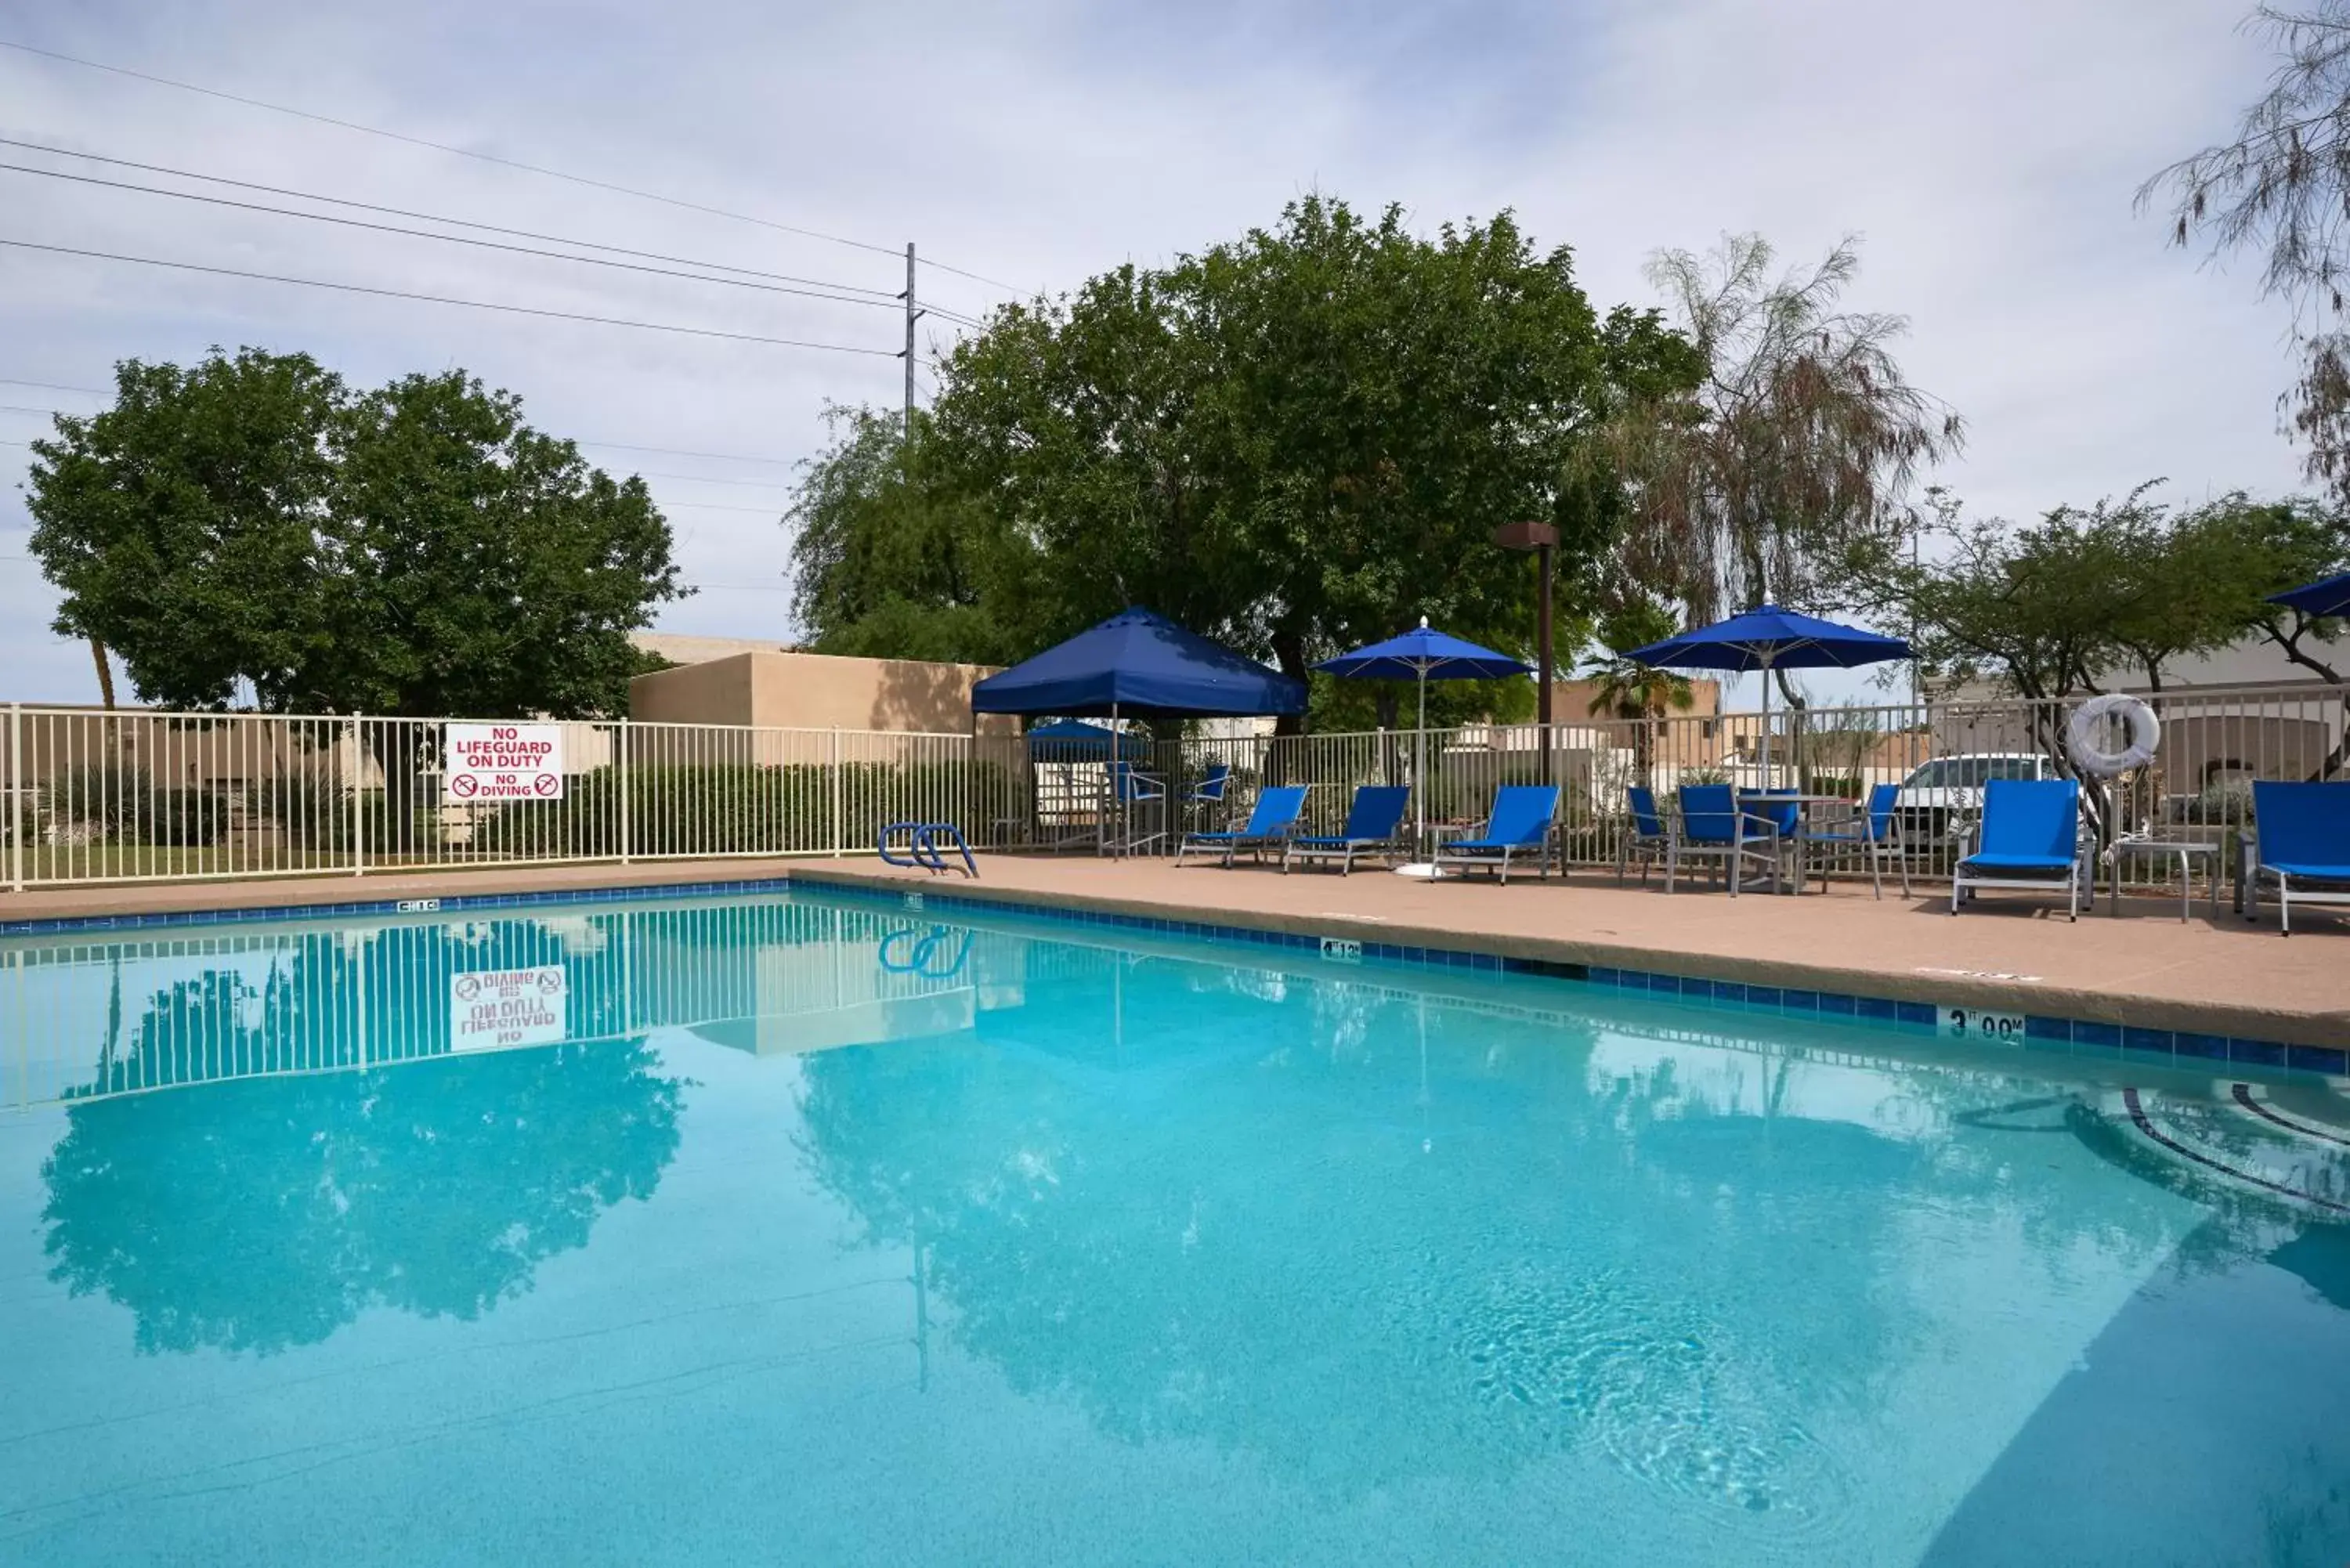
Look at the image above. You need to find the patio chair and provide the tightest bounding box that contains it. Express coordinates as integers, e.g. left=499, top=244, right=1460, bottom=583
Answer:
left=2247, top=780, right=2350, bottom=934
left=1801, top=783, right=1911, bottom=900
left=1177, top=784, right=1309, bottom=867
left=1950, top=778, right=2088, bottom=920
left=1434, top=784, right=1559, bottom=884
left=1668, top=784, right=1784, bottom=895
left=1283, top=785, right=1411, bottom=875
left=1105, top=761, right=1168, bottom=856
left=1617, top=786, right=1669, bottom=886
left=1182, top=763, right=1234, bottom=833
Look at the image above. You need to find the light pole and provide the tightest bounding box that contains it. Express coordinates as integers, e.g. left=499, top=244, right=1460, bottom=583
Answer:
left=1492, top=520, right=1559, bottom=782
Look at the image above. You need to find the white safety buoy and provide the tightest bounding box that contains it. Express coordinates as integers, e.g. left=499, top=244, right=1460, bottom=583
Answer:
left=2065, top=694, right=2160, bottom=777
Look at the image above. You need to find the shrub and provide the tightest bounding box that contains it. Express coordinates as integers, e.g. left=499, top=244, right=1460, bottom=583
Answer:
left=147, top=787, right=229, bottom=847
left=44, top=764, right=154, bottom=840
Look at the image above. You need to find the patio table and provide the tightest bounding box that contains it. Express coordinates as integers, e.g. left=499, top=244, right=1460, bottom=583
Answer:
left=1744, top=793, right=1862, bottom=894
left=2108, top=836, right=2222, bottom=923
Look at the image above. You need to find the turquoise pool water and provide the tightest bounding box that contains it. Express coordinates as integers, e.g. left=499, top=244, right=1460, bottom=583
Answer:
left=1, top=890, right=2346, bottom=1566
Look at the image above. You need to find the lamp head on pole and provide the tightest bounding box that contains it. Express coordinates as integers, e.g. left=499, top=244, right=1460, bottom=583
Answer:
left=1491, top=520, right=1559, bottom=553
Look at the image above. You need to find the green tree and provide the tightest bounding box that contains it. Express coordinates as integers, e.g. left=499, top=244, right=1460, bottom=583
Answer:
left=27, top=351, right=685, bottom=717
left=791, top=197, right=1702, bottom=727
left=1610, top=234, right=1961, bottom=689
left=2141, top=3, right=2350, bottom=504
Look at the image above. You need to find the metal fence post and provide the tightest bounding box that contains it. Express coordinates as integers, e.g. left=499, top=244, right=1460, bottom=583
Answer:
left=351, top=712, right=366, bottom=877
left=616, top=720, right=632, bottom=863
left=6, top=703, right=19, bottom=894
left=830, top=728, right=844, bottom=857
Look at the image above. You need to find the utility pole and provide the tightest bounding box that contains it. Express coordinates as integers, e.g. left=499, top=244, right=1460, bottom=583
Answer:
left=899, top=241, right=923, bottom=433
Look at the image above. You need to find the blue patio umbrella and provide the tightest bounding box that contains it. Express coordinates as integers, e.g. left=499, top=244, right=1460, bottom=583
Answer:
left=2269, top=571, right=2350, bottom=620
left=1317, top=617, right=1532, bottom=852
left=1024, top=719, right=1150, bottom=762
left=1625, top=605, right=1911, bottom=785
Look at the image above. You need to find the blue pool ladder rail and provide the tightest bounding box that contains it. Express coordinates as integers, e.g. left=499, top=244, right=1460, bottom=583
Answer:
left=877, top=822, right=979, bottom=878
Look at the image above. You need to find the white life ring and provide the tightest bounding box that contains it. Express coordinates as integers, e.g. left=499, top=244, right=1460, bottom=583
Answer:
left=2065, top=695, right=2160, bottom=777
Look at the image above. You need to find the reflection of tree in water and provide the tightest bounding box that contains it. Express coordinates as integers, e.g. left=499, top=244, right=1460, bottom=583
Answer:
left=41, top=919, right=682, bottom=1357
left=797, top=956, right=2236, bottom=1516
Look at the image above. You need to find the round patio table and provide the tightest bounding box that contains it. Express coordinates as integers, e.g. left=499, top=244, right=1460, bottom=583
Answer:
left=1742, top=793, right=1862, bottom=894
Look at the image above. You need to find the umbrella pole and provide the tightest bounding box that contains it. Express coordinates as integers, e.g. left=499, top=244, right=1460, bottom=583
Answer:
left=1758, top=659, right=1773, bottom=789
left=1416, top=669, right=1428, bottom=855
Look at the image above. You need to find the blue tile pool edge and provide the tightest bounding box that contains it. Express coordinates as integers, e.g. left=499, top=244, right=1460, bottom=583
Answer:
left=2, top=868, right=2341, bottom=1084
left=798, top=874, right=2350, bottom=1086
left=0, top=876, right=797, bottom=939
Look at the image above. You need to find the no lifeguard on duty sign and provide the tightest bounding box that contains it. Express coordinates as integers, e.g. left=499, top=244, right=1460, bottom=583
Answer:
left=443, top=722, right=566, bottom=802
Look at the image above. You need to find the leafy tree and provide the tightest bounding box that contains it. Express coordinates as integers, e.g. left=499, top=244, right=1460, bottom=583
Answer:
left=1607, top=234, right=1961, bottom=692
left=790, top=197, right=1703, bottom=728
left=2141, top=3, right=2350, bottom=503
left=27, top=350, right=685, bottom=717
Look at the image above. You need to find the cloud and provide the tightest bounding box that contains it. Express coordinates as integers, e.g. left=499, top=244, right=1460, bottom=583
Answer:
left=0, top=0, right=2304, bottom=706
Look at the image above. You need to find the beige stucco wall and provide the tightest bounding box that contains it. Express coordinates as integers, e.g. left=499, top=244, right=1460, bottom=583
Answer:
left=627, top=650, right=1015, bottom=735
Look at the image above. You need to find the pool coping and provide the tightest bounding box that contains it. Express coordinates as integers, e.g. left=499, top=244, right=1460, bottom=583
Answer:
left=785, top=865, right=2350, bottom=1081
left=0, top=859, right=2341, bottom=1082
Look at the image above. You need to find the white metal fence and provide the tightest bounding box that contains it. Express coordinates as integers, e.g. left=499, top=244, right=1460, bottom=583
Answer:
left=2, top=685, right=2342, bottom=894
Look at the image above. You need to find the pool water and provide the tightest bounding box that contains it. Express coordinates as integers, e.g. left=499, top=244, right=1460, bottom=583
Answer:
left=2, top=891, right=2346, bottom=1567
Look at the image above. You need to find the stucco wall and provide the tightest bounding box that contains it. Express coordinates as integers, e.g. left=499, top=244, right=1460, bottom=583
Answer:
left=627, top=651, right=1015, bottom=735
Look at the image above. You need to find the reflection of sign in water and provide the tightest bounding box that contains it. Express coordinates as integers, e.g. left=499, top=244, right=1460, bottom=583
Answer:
left=451, top=966, right=569, bottom=1051
left=443, top=722, right=566, bottom=802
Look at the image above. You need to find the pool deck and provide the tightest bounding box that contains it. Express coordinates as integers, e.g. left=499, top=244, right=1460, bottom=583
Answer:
left=1, top=853, right=2343, bottom=1050
left=791, top=855, right=2350, bottom=1051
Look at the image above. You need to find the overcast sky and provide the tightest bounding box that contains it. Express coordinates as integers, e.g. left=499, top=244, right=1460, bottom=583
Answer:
left=0, top=0, right=2301, bottom=708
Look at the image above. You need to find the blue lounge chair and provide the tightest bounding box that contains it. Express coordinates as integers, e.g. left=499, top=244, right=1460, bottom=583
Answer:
left=1618, top=786, right=1669, bottom=885
left=1284, top=785, right=1411, bottom=875
left=1951, top=778, right=2087, bottom=920
left=2248, top=781, right=2350, bottom=934
left=1177, top=784, right=1309, bottom=867
left=1801, top=782, right=1911, bottom=900
left=1434, top=785, right=1558, bottom=883
left=1668, top=784, right=1784, bottom=895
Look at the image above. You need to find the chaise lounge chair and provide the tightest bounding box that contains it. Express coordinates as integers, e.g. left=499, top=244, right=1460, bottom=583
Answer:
left=1283, top=785, right=1411, bottom=875
left=2247, top=780, right=2350, bottom=934
left=1434, top=785, right=1559, bottom=884
left=1950, top=777, right=2088, bottom=920
left=1177, top=784, right=1308, bottom=867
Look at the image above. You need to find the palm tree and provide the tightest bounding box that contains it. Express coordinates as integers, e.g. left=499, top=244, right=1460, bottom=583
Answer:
left=1581, top=602, right=1696, bottom=788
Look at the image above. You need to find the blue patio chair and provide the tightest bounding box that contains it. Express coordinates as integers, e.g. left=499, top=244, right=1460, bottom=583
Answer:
left=1950, top=778, right=2088, bottom=920
left=1283, top=785, right=1411, bottom=875
left=1434, top=784, right=1559, bottom=884
left=1802, top=783, right=1911, bottom=900
left=1668, top=784, right=1784, bottom=895
left=1618, top=786, right=1670, bottom=886
left=2248, top=781, right=2350, bottom=934
left=1106, top=761, right=1168, bottom=856
left=1177, top=784, right=1309, bottom=867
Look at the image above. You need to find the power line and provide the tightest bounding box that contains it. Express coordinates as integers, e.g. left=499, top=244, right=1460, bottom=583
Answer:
left=0, top=37, right=906, bottom=261
left=0, top=238, right=902, bottom=356
left=0, top=139, right=906, bottom=302
left=920, top=256, right=1029, bottom=297
left=654, top=500, right=783, bottom=515
left=0, top=404, right=67, bottom=417
left=0, top=376, right=106, bottom=396
left=627, top=468, right=793, bottom=490
left=0, top=161, right=909, bottom=313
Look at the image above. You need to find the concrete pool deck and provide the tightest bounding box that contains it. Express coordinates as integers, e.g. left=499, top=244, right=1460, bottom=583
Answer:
left=0, top=853, right=2342, bottom=1050
left=790, top=855, right=2350, bottom=1051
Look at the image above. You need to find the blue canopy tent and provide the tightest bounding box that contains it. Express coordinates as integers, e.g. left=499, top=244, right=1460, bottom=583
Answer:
left=1315, top=618, right=1531, bottom=854
left=973, top=606, right=1307, bottom=722
left=1024, top=719, right=1152, bottom=762
left=1625, top=605, right=1912, bottom=786
left=976, top=608, right=1305, bottom=854
left=2270, top=571, right=2350, bottom=620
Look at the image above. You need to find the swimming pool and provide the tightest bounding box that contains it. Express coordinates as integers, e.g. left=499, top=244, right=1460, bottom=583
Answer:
left=1, top=887, right=2345, bottom=1566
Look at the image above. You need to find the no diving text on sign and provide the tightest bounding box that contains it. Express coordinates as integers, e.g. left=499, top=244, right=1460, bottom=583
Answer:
left=450, top=966, right=569, bottom=1052
left=444, top=723, right=566, bottom=803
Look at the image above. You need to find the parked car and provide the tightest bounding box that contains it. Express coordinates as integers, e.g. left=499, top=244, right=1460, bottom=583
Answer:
left=1896, top=753, right=2052, bottom=841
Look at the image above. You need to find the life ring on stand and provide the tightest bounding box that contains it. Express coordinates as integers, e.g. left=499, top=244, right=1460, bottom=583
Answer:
left=2065, top=694, right=2160, bottom=777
